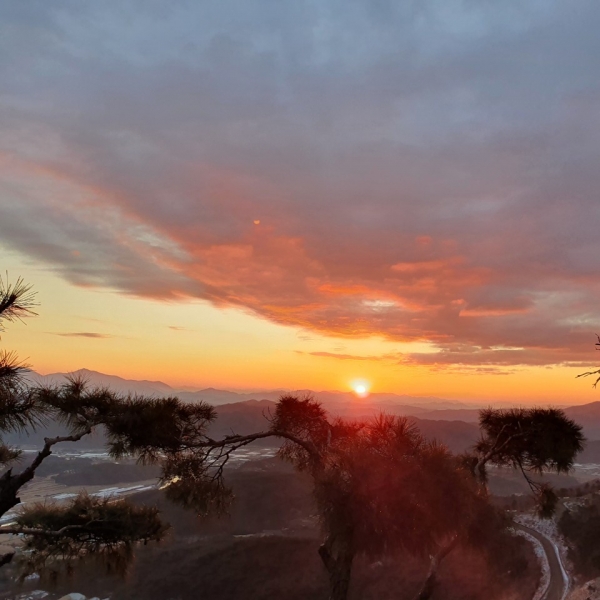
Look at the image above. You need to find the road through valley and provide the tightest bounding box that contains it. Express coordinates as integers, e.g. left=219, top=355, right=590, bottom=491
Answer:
left=515, top=523, right=567, bottom=600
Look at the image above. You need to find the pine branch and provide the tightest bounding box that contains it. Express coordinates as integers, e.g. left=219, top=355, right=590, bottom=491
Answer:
left=0, top=520, right=104, bottom=538
left=0, top=276, right=37, bottom=329
left=0, top=428, right=94, bottom=516
left=15, top=429, right=93, bottom=485
left=0, top=350, right=29, bottom=382
left=200, top=430, right=320, bottom=459
left=475, top=426, right=525, bottom=474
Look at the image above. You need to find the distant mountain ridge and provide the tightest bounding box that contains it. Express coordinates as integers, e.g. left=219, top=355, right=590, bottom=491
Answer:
left=29, top=368, right=174, bottom=397
left=29, top=368, right=477, bottom=410
left=26, top=368, right=600, bottom=441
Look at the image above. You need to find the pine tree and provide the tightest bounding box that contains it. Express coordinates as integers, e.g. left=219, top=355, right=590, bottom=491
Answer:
left=468, top=406, right=584, bottom=517
left=0, top=276, right=234, bottom=576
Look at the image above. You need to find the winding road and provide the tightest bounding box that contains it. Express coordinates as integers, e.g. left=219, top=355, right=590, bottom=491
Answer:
left=515, top=523, right=567, bottom=600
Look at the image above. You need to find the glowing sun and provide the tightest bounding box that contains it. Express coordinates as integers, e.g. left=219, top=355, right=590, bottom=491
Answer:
left=352, top=381, right=370, bottom=397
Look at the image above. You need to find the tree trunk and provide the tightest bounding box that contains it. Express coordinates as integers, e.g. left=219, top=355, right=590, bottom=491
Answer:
left=414, top=559, right=438, bottom=600
left=319, top=535, right=355, bottom=600
left=0, top=469, right=23, bottom=519
left=412, top=536, right=458, bottom=600
left=328, top=549, right=353, bottom=600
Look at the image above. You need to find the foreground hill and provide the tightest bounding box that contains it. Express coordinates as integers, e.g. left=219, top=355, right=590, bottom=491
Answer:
left=3, top=460, right=540, bottom=600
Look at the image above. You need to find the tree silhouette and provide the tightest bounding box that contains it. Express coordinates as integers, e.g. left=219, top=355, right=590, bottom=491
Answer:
left=267, top=397, right=584, bottom=597
left=0, top=276, right=238, bottom=576
left=469, top=407, right=584, bottom=517
left=269, top=396, right=490, bottom=600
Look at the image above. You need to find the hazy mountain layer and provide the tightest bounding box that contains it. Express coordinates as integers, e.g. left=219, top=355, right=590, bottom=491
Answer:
left=24, top=368, right=600, bottom=443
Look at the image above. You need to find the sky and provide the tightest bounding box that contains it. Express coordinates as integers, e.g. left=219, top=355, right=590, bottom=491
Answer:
left=2, top=1, right=600, bottom=403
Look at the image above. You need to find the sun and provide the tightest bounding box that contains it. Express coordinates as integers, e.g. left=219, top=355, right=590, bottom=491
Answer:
left=352, top=381, right=370, bottom=397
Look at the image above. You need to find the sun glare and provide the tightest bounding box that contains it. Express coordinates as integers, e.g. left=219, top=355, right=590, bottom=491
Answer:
left=352, top=381, right=370, bottom=397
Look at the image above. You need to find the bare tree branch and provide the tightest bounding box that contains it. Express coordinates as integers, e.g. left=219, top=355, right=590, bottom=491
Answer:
left=199, top=429, right=320, bottom=460
left=13, top=429, right=93, bottom=488
left=0, top=428, right=94, bottom=517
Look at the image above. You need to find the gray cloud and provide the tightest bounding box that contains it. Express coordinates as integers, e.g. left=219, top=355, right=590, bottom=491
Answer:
left=2, top=1, right=600, bottom=366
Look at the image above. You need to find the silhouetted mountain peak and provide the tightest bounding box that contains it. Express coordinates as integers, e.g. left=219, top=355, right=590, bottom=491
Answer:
left=29, top=369, right=174, bottom=396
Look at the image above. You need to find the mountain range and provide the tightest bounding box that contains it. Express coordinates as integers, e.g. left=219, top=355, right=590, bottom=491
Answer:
left=25, top=368, right=600, bottom=443
left=28, top=368, right=497, bottom=410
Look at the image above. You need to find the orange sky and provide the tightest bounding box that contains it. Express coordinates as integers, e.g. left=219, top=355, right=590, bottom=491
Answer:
left=3, top=246, right=597, bottom=405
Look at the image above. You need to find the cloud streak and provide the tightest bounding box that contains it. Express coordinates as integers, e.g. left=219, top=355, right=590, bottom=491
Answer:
left=298, top=351, right=398, bottom=362
left=2, top=1, right=600, bottom=368
left=52, top=332, right=115, bottom=339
